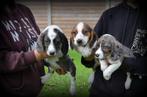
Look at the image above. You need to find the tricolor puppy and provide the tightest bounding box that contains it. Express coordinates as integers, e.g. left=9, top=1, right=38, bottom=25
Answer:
left=70, top=22, right=98, bottom=86
left=95, top=34, right=134, bottom=89
left=36, top=25, right=76, bottom=95
left=70, top=22, right=98, bottom=57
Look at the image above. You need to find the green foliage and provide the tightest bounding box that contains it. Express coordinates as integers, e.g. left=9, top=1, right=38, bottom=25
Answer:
left=38, top=50, right=92, bottom=97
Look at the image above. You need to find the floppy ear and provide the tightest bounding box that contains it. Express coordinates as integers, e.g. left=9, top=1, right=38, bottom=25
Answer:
left=121, top=44, right=135, bottom=58
left=70, top=37, right=74, bottom=49
left=59, top=32, right=69, bottom=55
left=112, top=40, right=134, bottom=61
left=36, top=27, right=48, bottom=51
left=89, top=30, right=98, bottom=48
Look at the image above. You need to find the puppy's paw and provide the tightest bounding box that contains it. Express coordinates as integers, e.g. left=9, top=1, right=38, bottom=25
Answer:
left=125, top=72, right=132, bottom=90
left=103, top=70, right=111, bottom=80
left=41, top=73, right=51, bottom=84
left=70, top=84, right=76, bottom=96
left=88, top=72, right=94, bottom=84
left=100, top=65, right=107, bottom=71
left=41, top=76, right=48, bottom=84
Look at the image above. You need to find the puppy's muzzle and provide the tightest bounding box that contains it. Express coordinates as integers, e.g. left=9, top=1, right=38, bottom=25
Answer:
left=76, top=39, right=83, bottom=45
left=49, top=51, right=55, bottom=56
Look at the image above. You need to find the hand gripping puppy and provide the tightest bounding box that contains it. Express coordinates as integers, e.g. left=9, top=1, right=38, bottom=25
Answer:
left=95, top=34, right=135, bottom=89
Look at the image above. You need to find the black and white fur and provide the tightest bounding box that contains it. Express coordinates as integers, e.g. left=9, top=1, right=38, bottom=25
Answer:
left=36, top=25, right=76, bottom=95
left=95, top=34, right=134, bottom=89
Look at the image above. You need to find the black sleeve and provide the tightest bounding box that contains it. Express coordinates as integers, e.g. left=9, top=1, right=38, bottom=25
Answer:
left=123, top=56, right=147, bottom=74
left=94, top=12, right=105, bottom=37
left=81, top=56, right=95, bottom=68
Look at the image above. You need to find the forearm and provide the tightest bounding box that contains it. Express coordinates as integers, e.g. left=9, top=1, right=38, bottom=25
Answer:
left=81, top=56, right=95, bottom=68
left=0, top=50, right=36, bottom=73
left=123, top=56, right=147, bottom=73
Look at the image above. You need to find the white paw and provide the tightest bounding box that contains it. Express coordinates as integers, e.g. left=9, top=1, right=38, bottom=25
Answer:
left=41, top=73, right=51, bottom=84
left=100, top=65, right=107, bottom=71
left=99, top=60, right=108, bottom=71
left=70, top=84, right=76, bottom=96
left=125, top=72, right=132, bottom=90
left=88, top=72, right=94, bottom=85
left=41, top=76, right=48, bottom=84
left=103, top=70, right=111, bottom=80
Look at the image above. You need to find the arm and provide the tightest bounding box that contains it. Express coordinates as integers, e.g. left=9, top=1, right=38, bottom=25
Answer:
left=81, top=56, right=95, bottom=68
left=123, top=56, right=147, bottom=73
left=94, top=12, right=105, bottom=37
left=0, top=50, right=36, bottom=73
left=0, top=38, right=47, bottom=73
left=0, top=50, right=48, bottom=73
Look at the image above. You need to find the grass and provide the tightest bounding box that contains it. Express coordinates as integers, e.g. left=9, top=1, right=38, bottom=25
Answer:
left=38, top=50, right=93, bottom=97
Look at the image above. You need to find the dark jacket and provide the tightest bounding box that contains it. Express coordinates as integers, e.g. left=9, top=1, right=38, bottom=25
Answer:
left=0, top=4, right=45, bottom=97
left=81, top=2, right=147, bottom=97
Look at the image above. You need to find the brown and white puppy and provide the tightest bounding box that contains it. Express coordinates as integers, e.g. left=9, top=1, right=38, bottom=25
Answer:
left=70, top=22, right=98, bottom=57
left=36, top=25, right=76, bottom=95
left=70, top=22, right=98, bottom=86
left=95, top=34, right=134, bottom=89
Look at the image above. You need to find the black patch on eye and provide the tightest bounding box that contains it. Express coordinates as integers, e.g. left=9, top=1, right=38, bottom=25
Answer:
left=44, top=37, right=50, bottom=44
left=53, top=37, right=61, bottom=50
left=54, top=38, right=60, bottom=45
left=54, top=28, right=61, bottom=33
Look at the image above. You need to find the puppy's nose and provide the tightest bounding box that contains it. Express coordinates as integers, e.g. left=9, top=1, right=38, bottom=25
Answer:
left=50, top=52, right=55, bottom=56
left=95, top=54, right=99, bottom=58
left=77, top=39, right=82, bottom=44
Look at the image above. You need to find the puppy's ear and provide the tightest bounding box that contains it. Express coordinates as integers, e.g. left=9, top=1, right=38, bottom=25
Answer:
left=113, top=40, right=134, bottom=59
left=59, top=32, right=69, bottom=55
left=89, top=30, right=98, bottom=48
left=70, top=37, right=74, bottom=49
left=121, top=44, right=134, bottom=58
left=36, top=27, right=48, bottom=51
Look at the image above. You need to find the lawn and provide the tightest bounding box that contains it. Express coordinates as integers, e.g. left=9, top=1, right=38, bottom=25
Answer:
left=38, top=50, right=93, bottom=97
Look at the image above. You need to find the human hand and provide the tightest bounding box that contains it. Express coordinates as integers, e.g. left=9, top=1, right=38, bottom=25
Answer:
left=34, top=50, right=48, bottom=61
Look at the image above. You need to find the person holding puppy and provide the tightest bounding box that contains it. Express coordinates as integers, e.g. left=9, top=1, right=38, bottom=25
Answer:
left=81, top=0, right=147, bottom=97
left=0, top=0, right=50, bottom=97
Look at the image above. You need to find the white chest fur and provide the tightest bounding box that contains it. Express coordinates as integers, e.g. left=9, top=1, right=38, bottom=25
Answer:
left=45, top=56, right=61, bottom=69
left=77, top=41, right=97, bottom=57
left=77, top=46, right=92, bottom=57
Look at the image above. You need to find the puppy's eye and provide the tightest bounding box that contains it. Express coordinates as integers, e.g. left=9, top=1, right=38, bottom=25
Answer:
left=54, top=38, right=60, bottom=44
left=72, top=31, right=77, bottom=35
left=102, top=46, right=111, bottom=53
left=44, top=38, right=50, bottom=43
left=83, top=30, right=88, bottom=34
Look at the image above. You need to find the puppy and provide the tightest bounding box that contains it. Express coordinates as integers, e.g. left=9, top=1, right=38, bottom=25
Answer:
left=95, top=34, right=134, bottom=89
left=70, top=22, right=98, bottom=86
left=36, top=25, right=76, bottom=95
left=70, top=22, right=98, bottom=57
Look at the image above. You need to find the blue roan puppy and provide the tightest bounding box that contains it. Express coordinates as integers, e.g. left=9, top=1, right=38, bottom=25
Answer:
left=95, top=34, right=135, bottom=90
left=36, top=25, right=76, bottom=96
